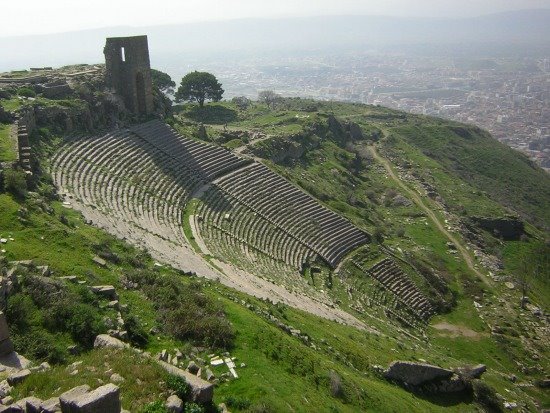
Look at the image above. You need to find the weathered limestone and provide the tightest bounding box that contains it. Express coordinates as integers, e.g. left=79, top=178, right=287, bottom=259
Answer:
left=384, top=361, right=453, bottom=386
left=91, top=256, right=107, bottom=268
left=90, top=285, right=118, bottom=300
left=40, top=397, right=61, bottom=413
left=59, top=385, right=92, bottom=404
left=59, top=384, right=120, bottom=413
left=158, top=361, right=214, bottom=404
left=93, top=334, right=127, bottom=349
left=0, top=404, right=23, bottom=412
left=15, top=396, right=42, bottom=413
left=454, top=364, right=487, bottom=380
left=6, top=370, right=31, bottom=386
left=165, top=395, right=183, bottom=413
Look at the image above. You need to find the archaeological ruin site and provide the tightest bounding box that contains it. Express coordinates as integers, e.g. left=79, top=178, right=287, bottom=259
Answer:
left=2, top=29, right=547, bottom=412
left=46, top=37, right=438, bottom=329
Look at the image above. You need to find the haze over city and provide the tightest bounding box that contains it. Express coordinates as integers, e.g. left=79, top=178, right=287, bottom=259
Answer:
left=2, top=0, right=550, bottom=37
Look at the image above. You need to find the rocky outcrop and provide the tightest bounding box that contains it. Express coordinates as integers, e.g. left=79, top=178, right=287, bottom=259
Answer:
left=249, top=133, right=320, bottom=164
left=384, top=361, right=487, bottom=395
left=384, top=361, right=453, bottom=386
left=0, top=106, right=14, bottom=123
left=470, top=216, right=524, bottom=241
left=165, top=395, right=183, bottom=413
left=454, top=364, right=487, bottom=380
left=346, top=121, right=364, bottom=140
left=93, top=335, right=128, bottom=349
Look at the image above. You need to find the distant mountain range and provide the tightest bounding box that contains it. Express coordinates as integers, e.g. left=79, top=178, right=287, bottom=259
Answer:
left=1, top=9, right=549, bottom=71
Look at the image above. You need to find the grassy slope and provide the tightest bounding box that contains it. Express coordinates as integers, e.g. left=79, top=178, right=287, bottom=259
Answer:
left=1, top=191, right=492, bottom=412
left=1, top=97, right=548, bottom=411
left=176, top=100, right=549, bottom=409
left=0, top=123, right=17, bottom=162
left=390, top=121, right=550, bottom=228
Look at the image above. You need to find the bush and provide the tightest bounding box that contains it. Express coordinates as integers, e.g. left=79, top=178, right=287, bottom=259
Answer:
left=134, top=272, right=235, bottom=348
left=44, top=301, right=105, bottom=348
left=3, top=168, right=27, bottom=198
left=224, top=395, right=251, bottom=410
left=373, top=227, right=385, bottom=244
left=124, top=314, right=149, bottom=348
left=11, top=328, right=67, bottom=364
left=247, top=404, right=275, bottom=413
left=140, top=400, right=168, bottom=413
left=184, top=403, right=204, bottom=413
left=17, top=87, right=36, bottom=98
left=166, top=375, right=190, bottom=400
left=328, top=370, right=345, bottom=399
left=5, top=293, right=32, bottom=330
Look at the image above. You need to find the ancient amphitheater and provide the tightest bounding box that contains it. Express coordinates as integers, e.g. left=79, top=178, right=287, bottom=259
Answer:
left=51, top=120, right=434, bottom=328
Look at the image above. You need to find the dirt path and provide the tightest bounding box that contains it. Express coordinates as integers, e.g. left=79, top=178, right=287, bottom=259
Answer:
left=368, top=145, right=488, bottom=284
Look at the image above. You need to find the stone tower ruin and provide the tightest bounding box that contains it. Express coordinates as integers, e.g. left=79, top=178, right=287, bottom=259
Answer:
left=104, top=35, right=154, bottom=116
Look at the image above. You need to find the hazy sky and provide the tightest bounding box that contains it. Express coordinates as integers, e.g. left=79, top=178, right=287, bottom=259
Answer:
left=2, top=0, right=549, bottom=37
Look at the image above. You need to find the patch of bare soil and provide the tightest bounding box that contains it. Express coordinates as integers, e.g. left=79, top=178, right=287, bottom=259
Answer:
left=432, top=322, right=483, bottom=339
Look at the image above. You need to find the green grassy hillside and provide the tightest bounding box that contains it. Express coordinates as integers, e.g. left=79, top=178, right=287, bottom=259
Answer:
left=1, top=90, right=549, bottom=412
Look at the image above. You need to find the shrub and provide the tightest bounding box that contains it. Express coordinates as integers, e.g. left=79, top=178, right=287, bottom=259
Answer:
left=247, top=404, right=275, bottom=413
left=3, top=168, right=27, bottom=198
left=6, top=293, right=32, bottom=330
left=140, top=400, right=168, bottom=413
left=166, top=375, right=190, bottom=400
left=184, top=403, right=204, bottom=413
left=124, top=314, right=149, bottom=348
left=45, top=301, right=105, bottom=348
left=329, top=370, right=345, bottom=399
left=136, top=272, right=234, bottom=348
left=17, top=87, right=36, bottom=98
left=11, top=328, right=67, bottom=364
left=224, top=395, right=251, bottom=410
left=373, top=227, right=385, bottom=244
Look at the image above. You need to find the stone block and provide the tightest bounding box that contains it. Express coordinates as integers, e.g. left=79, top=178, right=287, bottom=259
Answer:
left=0, top=404, right=23, bottom=412
left=60, top=383, right=120, bottom=413
left=165, top=395, right=183, bottom=413
left=15, top=396, right=42, bottom=413
left=90, top=285, right=117, bottom=300
left=93, top=334, right=127, bottom=349
left=158, top=361, right=213, bottom=404
left=7, top=369, right=31, bottom=386
left=92, top=256, right=107, bottom=268
left=40, top=397, right=61, bottom=413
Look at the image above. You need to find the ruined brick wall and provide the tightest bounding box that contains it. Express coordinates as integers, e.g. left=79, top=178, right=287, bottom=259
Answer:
left=104, top=36, right=154, bottom=116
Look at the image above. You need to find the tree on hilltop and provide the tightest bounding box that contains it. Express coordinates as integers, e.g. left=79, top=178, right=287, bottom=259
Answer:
left=258, top=90, right=281, bottom=109
left=151, top=69, right=176, bottom=94
left=175, top=71, right=224, bottom=107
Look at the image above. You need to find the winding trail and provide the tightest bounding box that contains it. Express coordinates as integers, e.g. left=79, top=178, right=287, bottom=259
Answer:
left=368, top=144, right=489, bottom=284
